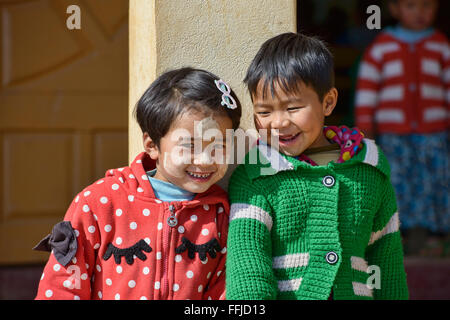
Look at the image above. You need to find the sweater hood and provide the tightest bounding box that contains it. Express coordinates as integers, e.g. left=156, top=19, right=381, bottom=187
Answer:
left=244, top=128, right=390, bottom=181
left=104, top=152, right=229, bottom=211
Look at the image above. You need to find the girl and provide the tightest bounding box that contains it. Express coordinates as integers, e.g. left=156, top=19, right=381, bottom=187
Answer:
left=34, top=67, right=241, bottom=300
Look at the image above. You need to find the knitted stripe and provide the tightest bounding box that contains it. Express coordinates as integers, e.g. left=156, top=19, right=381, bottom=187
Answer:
left=230, top=203, right=273, bottom=231
left=362, top=139, right=379, bottom=167
left=273, top=253, right=309, bottom=269
left=351, top=256, right=369, bottom=273
left=368, top=212, right=399, bottom=246
left=352, top=282, right=373, bottom=297
left=278, top=278, right=302, bottom=292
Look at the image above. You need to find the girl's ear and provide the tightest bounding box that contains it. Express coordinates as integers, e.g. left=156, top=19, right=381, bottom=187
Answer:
left=143, top=133, right=159, bottom=160
left=322, top=88, right=338, bottom=116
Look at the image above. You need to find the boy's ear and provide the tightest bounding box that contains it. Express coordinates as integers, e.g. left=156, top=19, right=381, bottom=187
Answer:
left=322, top=88, right=338, bottom=116
left=143, top=132, right=159, bottom=160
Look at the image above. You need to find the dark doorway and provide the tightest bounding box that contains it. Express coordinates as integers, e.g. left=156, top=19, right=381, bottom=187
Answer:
left=297, top=0, right=449, bottom=127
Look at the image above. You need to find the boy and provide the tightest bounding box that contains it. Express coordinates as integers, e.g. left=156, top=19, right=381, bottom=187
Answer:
left=226, top=33, right=409, bottom=300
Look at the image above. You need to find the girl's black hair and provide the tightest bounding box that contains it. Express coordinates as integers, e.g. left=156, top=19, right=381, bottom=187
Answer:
left=134, top=67, right=241, bottom=147
left=244, top=32, right=335, bottom=102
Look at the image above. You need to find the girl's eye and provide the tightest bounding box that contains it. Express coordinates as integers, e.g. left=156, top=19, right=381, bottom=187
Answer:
left=256, top=111, right=270, bottom=116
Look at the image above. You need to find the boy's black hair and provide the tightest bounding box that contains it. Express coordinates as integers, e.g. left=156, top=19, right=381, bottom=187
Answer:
left=244, top=32, right=335, bottom=102
left=134, top=67, right=241, bottom=147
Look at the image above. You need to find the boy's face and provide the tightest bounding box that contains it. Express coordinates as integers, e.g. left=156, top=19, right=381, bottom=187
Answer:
left=144, top=110, right=232, bottom=193
left=390, top=0, right=437, bottom=31
left=252, top=79, right=337, bottom=157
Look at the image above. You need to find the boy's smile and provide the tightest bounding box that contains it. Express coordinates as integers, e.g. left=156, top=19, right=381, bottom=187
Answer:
left=253, top=79, right=337, bottom=157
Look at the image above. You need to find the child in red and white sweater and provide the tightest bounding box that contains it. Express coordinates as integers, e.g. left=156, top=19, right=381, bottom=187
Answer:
left=34, top=67, right=242, bottom=300
left=355, top=0, right=449, bottom=244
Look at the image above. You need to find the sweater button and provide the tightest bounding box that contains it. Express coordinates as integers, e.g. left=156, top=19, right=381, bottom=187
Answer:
left=322, top=175, right=335, bottom=187
left=326, top=251, right=338, bottom=264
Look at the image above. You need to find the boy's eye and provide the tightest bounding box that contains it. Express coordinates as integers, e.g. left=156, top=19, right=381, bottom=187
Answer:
left=181, top=143, right=195, bottom=149
left=287, top=106, right=303, bottom=111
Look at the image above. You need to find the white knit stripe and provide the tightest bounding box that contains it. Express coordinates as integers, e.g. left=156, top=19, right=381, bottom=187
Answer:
left=257, top=141, right=294, bottom=173
left=421, top=58, right=441, bottom=77
left=359, top=61, right=381, bottom=82
left=278, top=278, right=302, bottom=292
left=421, top=84, right=444, bottom=100
left=382, top=59, right=403, bottom=79
left=424, top=41, right=450, bottom=60
left=370, top=42, right=400, bottom=62
left=230, top=203, right=273, bottom=231
left=350, top=256, right=369, bottom=273
left=379, top=85, right=403, bottom=101
left=352, top=282, right=373, bottom=297
left=362, top=138, right=379, bottom=168
left=424, top=106, right=447, bottom=122
left=375, top=109, right=405, bottom=123
left=368, top=211, right=399, bottom=246
left=355, top=89, right=378, bottom=107
left=273, top=253, right=309, bottom=269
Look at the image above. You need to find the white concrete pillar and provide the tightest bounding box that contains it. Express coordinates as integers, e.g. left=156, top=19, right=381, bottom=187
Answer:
left=129, top=0, right=296, bottom=160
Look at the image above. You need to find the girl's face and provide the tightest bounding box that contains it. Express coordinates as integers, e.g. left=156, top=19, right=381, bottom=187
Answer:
left=144, top=110, right=232, bottom=194
left=390, top=0, right=437, bottom=31
left=252, top=79, right=337, bottom=157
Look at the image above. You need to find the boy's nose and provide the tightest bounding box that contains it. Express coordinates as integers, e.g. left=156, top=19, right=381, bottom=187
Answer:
left=271, top=112, right=290, bottom=129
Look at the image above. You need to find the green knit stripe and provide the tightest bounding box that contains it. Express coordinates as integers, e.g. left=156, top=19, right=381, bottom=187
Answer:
left=226, top=218, right=276, bottom=299
left=366, top=232, right=408, bottom=299
left=229, top=165, right=273, bottom=216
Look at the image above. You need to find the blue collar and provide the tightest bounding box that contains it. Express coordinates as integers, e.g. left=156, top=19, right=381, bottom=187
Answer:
left=385, top=24, right=434, bottom=43
left=147, top=169, right=196, bottom=202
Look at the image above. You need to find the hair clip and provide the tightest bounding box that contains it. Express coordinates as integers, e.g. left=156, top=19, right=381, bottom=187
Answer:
left=214, top=79, right=237, bottom=109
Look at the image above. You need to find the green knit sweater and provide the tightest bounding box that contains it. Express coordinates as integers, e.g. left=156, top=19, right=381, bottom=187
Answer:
left=226, top=139, right=409, bottom=300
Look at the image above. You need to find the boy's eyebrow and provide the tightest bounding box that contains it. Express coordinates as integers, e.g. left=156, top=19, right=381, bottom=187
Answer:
left=254, top=97, right=304, bottom=108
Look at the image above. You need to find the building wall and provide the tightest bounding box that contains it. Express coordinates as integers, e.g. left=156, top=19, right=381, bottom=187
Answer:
left=129, top=0, right=297, bottom=159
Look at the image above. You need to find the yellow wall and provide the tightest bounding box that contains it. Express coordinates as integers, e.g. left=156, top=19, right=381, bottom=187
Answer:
left=129, top=0, right=297, bottom=160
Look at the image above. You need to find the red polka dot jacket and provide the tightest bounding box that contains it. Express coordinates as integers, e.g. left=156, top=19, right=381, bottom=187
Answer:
left=35, top=152, right=229, bottom=300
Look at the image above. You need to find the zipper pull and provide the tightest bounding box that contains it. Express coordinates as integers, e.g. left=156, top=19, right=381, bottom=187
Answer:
left=167, top=204, right=178, bottom=227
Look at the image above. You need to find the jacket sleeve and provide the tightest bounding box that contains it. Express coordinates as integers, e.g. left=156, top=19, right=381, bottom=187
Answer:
left=355, top=39, right=382, bottom=135
left=202, top=203, right=229, bottom=300
left=365, top=176, right=409, bottom=300
left=225, top=165, right=277, bottom=300
left=35, top=192, right=100, bottom=300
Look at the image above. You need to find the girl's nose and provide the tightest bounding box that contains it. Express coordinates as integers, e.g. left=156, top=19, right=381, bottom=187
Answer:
left=193, top=150, right=214, bottom=165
